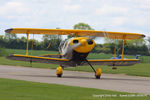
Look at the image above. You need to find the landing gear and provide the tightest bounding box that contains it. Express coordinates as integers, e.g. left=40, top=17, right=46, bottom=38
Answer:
left=56, top=66, right=63, bottom=77
left=85, top=59, right=102, bottom=79
left=95, top=68, right=102, bottom=79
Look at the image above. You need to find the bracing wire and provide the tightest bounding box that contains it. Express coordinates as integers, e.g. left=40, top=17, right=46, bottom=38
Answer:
left=47, top=42, right=51, bottom=49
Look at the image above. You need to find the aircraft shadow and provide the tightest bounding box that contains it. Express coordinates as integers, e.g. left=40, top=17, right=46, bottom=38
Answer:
left=17, top=74, right=95, bottom=79
left=16, top=74, right=150, bottom=81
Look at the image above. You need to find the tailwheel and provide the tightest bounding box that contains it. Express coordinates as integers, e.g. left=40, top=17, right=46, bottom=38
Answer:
left=56, top=66, right=63, bottom=77
left=95, top=68, right=102, bottom=79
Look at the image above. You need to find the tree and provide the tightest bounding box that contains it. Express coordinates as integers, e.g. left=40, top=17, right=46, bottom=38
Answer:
left=94, top=45, right=111, bottom=53
left=147, top=37, right=150, bottom=43
left=42, top=27, right=62, bottom=50
left=42, top=34, right=62, bottom=51
left=104, top=38, right=149, bottom=55
left=68, top=22, right=94, bottom=38
left=73, top=22, right=94, bottom=30
left=4, top=33, right=17, bottom=41
left=0, top=35, right=6, bottom=47
left=126, top=39, right=145, bottom=47
left=147, top=37, right=150, bottom=49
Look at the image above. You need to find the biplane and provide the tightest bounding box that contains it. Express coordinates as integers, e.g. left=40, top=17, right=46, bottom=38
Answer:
left=5, top=28, right=145, bottom=79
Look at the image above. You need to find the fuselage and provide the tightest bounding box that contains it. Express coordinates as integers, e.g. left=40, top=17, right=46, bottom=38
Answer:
left=59, top=37, right=95, bottom=65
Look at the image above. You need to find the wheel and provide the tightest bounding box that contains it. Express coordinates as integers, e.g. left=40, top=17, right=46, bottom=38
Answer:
left=95, top=68, right=102, bottom=79
left=95, top=75, right=100, bottom=79
left=57, top=74, right=62, bottom=77
left=56, top=66, right=63, bottom=77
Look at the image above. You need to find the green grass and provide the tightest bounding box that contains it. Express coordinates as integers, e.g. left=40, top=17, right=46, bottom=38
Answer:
left=5, top=49, right=58, bottom=56
left=0, top=78, right=149, bottom=100
left=0, top=49, right=150, bottom=77
left=72, top=63, right=150, bottom=77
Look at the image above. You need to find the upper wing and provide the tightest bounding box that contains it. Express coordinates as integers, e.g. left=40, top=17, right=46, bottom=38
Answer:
left=5, top=28, right=145, bottom=40
left=85, top=59, right=140, bottom=66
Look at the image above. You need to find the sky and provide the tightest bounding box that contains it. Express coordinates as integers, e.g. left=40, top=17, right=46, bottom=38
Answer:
left=0, top=0, right=150, bottom=41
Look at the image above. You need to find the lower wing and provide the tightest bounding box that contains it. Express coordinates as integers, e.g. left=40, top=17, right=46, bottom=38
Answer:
left=85, top=59, right=140, bottom=66
left=7, top=54, right=140, bottom=67
left=7, top=54, right=71, bottom=66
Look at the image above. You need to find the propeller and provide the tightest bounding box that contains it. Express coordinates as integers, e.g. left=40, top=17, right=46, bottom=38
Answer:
left=87, top=30, right=107, bottom=44
left=86, top=31, right=102, bottom=43
left=64, top=43, right=82, bottom=55
left=70, top=43, right=81, bottom=50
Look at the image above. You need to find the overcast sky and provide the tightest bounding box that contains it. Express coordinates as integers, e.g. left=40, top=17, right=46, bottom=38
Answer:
left=0, top=0, right=150, bottom=39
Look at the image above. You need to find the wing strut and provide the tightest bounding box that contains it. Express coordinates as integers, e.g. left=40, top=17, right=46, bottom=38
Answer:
left=31, top=34, right=34, bottom=55
left=26, top=32, right=29, bottom=56
left=121, top=39, right=125, bottom=59
left=114, top=39, right=116, bottom=57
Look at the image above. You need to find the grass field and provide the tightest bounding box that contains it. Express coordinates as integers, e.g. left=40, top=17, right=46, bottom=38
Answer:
left=0, top=78, right=149, bottom=100
left=0, top=49, right=150, bottom=77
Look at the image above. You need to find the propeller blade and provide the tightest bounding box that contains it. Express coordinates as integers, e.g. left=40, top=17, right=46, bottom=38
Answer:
left=65, top=43, right=81, bottom=54
left=71, top=43, right=81, bottom=49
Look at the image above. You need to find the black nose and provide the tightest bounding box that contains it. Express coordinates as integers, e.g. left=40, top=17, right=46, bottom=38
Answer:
left=87, top=40, right=93, bottom=45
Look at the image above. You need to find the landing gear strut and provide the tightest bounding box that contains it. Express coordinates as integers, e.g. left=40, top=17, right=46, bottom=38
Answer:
left=85, top=59, right=102, bottom=79
left=56, top=66, right=63, bottom=77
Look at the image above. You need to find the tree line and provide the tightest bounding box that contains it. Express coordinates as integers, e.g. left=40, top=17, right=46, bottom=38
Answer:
left=0, top=22, right=150, bottom=56
left=0, top=33, right=61, bottom=51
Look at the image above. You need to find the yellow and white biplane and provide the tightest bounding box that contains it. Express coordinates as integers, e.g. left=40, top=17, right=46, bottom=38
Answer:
left=5, top=28, right=145, bottom=79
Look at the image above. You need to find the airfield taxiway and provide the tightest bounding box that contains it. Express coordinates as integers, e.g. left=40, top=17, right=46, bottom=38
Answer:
left=0, top=65, right=150, bottom=94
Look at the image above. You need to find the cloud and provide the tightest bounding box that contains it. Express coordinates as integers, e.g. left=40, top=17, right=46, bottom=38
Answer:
left=0, top=0, right=150, bottom=37
left=111, top=17, right=128, bottom=26
left=95, top=4, right=128, bottom=16
left=64, top=4, right=81, bottom=12
left=0, top=1, right=28, bottom=16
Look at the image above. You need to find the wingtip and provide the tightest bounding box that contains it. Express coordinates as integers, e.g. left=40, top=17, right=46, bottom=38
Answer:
left=5, top=28, right=13, bottom=33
